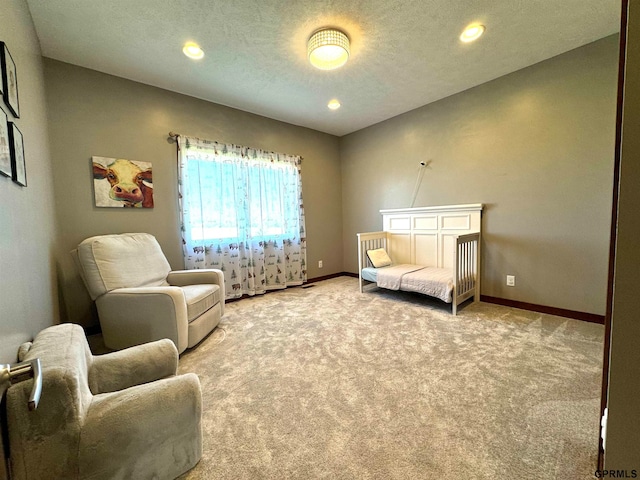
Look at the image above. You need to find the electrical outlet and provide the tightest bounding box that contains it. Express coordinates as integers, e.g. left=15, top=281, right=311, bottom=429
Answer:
left=506, top=275, right=515, bottom=287
left=318, top=260, right=323, bottom=268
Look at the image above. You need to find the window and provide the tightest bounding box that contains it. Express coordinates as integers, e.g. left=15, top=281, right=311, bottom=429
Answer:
left=183, top=154, right=301, bottom=242
left=178, top=136, right=307, bottom=297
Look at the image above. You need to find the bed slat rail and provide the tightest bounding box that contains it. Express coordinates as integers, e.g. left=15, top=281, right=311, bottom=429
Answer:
left=452, top=232, right=481, bottom=315
left=357, top=231, right=388, bottom=292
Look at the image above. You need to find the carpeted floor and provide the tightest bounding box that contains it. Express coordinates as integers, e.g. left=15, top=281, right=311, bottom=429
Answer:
left=175, top=276, right=604, bottom=480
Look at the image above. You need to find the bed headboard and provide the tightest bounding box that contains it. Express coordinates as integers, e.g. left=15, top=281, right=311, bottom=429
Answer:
left=380, top=203, right=483, bottom=269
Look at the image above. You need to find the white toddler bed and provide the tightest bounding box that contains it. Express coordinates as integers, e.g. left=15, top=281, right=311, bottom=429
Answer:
left=357, top=204, right=483, bottom=315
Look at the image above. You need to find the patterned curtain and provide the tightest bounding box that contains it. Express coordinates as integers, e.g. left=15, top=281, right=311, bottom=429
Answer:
left=178, top=136, right=307, bottom=299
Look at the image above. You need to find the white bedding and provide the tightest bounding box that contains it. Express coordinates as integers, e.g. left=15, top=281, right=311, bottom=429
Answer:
left=362, top=264, right=454, bottom=303
left=376, top=264, right=425, bottom=290
left=400, top=267, right=454, bottom=303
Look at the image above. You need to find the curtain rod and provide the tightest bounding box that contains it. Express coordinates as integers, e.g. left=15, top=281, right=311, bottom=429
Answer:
left=168, top=132, right=303, bottom=162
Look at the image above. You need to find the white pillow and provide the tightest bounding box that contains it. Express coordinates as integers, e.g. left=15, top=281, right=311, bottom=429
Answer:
left=367, top=248, right=392, bottom=268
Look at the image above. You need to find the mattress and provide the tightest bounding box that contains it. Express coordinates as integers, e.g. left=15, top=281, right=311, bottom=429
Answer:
left=361, top=267, right=379, bottom=283
left=361, top=265, right=454, bottom=303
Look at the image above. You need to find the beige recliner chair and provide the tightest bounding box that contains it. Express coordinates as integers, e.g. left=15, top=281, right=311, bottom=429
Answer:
left=73, top=233, right=224, bottom=353
left=6, top=323, right=202, bottom=480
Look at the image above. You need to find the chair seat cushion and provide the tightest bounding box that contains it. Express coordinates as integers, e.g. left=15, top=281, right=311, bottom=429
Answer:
left=181, top=284, right=220, bottom=322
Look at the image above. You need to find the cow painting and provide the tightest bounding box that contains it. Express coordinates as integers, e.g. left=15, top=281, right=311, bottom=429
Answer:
left=92, top=157, right=153, bottom=208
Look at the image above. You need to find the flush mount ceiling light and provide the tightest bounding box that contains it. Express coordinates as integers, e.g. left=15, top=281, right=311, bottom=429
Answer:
left=183, top=42, right=204, bottom=60
left=327, top=99, right=341, bottom=110
left=308, top=28, right=350, bottom=70
left=460, top=24, right=485, bottom=43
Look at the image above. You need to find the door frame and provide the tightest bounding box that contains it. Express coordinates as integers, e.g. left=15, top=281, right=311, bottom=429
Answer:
left=598, top=0, right=628, bottom=470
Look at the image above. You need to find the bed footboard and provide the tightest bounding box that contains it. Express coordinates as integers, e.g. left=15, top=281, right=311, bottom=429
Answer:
left=357, top=231, right=388, bottom=292
left=453, top=232, right=481, bottom=315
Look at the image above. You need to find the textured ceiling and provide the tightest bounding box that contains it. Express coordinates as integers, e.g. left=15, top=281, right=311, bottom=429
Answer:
left=26, top=0, right=620, bottom=136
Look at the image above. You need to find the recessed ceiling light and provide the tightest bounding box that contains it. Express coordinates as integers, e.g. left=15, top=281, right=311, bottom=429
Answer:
left=328, top=99, right=341, bottom=110
left=308, top=29, right=350, bottom=70
left=460, top=24, right=485, bottom=43
left=183, top=42, right=204, bottom=60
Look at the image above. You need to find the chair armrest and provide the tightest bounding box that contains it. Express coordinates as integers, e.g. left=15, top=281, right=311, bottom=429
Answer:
left=80, top=374, right=202, bottom=479
left=168, top=269, right=225, bottom=315
left=167, top=269, right=223, bottom=287
left=96, top=286, right=189, bottom=353
left=7, top=368, right=86, bottom=480
left=89, top=339, right=178, bottom=394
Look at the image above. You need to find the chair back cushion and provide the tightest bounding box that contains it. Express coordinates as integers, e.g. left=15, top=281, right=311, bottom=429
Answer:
left=76, top=233, right=171, bottom=299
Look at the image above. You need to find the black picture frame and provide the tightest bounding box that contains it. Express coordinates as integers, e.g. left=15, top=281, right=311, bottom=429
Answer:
left=8, top=122, right=25, bottom=186
left=1, top=42, right=20, bottom=118
left=0, top=48, right=3, bottom=98
left=0, top=106, right=10, bottom=177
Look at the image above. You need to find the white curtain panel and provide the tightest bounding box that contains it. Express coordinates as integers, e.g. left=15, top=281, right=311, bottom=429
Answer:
left=178, top=136, right=307, bottom=299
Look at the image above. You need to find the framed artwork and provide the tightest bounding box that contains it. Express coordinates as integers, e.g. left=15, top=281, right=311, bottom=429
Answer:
left=1, top=42, right=19, bottom=118
left=92, top=156, right=154, bottom=208
left=0, top=107, right=10, bottom=177
left=8, top=122, right=25, bottom=186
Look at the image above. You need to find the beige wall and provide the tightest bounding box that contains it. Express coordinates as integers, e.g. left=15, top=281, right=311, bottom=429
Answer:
left=340, top=36, right=619, bottom=316
left=604, top=0, right=640, bottom=469
left=44, top=59, right=342, bottom=328
left=0, top=2, right=58, bottom=478
left=0, top=1, right=58, bottom=364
